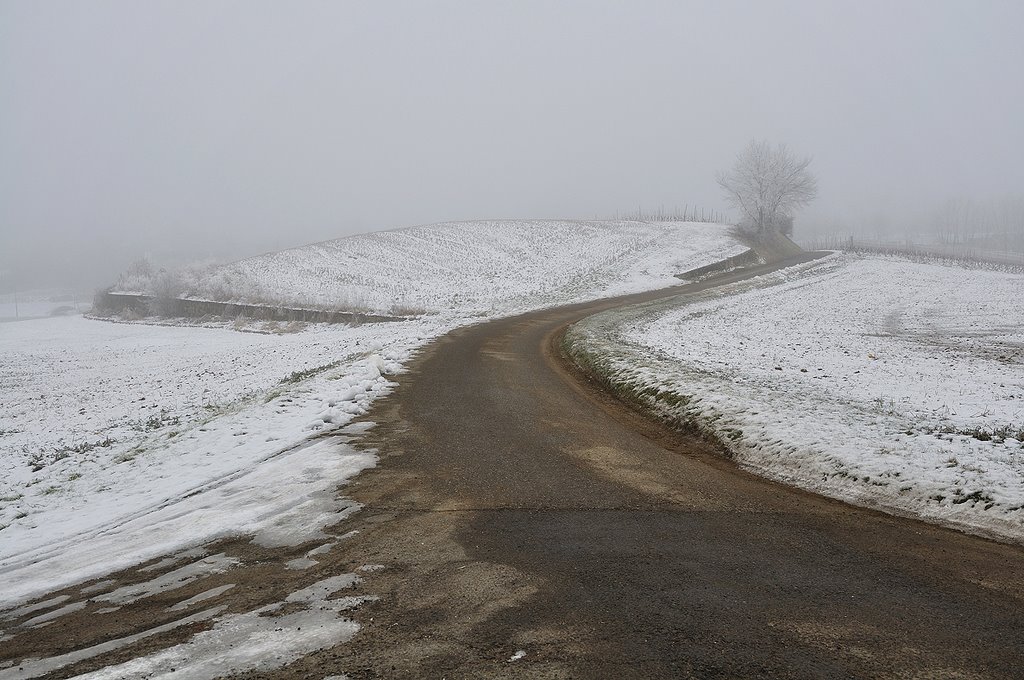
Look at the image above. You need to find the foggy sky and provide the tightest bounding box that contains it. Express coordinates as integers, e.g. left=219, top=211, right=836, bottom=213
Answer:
left=2, top=0, right=1023, bottom=289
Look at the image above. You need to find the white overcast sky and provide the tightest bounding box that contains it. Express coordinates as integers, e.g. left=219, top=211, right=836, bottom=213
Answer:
left=2, top=0, right=1022, bottom=287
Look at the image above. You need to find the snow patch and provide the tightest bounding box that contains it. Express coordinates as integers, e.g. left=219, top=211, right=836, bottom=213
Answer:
left=285, top=557, right=319, bottom=570
left=167, top=584, right=236, bottom=612
left=0, top=607, right=225, bottom=680
left=22, top=601, right=86, bottom=628
left=94, top=554, right=238, bottom=606
left=72, top=575, right=371, bottom=679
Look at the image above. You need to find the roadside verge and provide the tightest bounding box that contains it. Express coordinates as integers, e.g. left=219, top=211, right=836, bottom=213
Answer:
left=560, top=249, right=1024, bottom=546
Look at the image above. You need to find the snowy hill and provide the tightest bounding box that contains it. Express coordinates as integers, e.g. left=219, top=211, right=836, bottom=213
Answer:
left=115, top=220, right=747, bottom=317
left=2, top=219, right=743, bottom=607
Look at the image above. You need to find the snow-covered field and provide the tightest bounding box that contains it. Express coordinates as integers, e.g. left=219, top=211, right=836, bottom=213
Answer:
left=567, top=253, right=1024, bottom=542
left=0, top=315, right=440, bottom=608
left=0, top=220, right=743, bottom=608
left=114, top=220, right=747, bottom=315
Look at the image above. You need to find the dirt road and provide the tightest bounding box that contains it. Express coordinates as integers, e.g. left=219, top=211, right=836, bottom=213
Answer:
left=5, top=253, right=1024, bottom=678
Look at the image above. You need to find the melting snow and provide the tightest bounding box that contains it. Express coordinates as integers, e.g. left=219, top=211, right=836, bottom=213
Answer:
left=73, top=575, right=371, bottom=679
left=0, top=607, right=225, bottom=680
left=167, top=584, right=236, bottom=612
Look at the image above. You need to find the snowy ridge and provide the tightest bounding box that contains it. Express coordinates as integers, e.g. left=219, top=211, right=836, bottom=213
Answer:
left=566, top=253, right=1024, bottom=543
left=113, top=220, right=747, bottom=315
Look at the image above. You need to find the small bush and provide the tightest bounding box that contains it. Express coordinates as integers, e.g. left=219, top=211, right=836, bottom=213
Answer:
left=141, top=411, right=180, bottom=431
left=388, top=302, right=430, bottom=317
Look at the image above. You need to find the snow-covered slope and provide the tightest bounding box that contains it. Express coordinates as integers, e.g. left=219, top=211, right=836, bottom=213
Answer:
left=117, top=220, right=746, bottom=315
left=2, top=220, right=743, bottom=607
left=566, top=253, right=1024, bottom=543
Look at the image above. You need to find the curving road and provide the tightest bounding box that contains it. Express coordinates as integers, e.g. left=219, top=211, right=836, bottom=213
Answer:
left=6, top=254, right=1024, bottom=679
left=331, top=253, right=1024, bottom=679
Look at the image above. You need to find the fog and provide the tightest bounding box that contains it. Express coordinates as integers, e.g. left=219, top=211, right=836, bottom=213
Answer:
left=2, top=0, right=1022, bottom=290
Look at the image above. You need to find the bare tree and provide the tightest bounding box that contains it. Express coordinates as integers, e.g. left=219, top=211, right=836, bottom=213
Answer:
left=717, top=140, right=818, bottom=234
